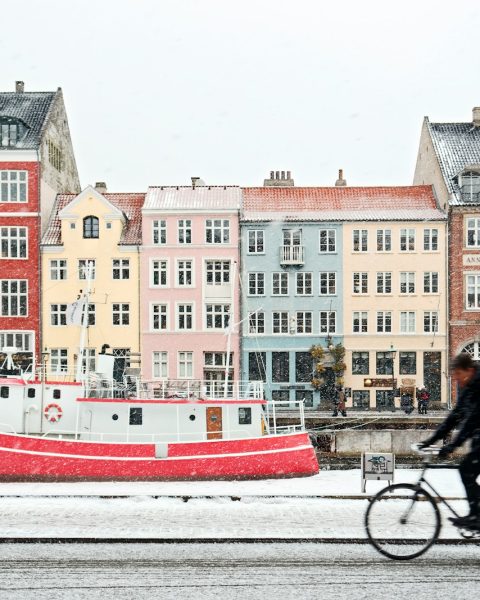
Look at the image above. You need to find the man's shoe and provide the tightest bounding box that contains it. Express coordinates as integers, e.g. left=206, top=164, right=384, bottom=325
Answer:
left=449, top=514, right=479, bottom=527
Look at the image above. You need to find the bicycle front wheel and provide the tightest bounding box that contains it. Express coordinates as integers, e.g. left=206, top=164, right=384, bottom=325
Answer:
left=365, top=483, right=441, bottom=560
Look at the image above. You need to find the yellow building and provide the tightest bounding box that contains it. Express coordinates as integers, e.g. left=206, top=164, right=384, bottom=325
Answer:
left=342, top=187, right=448, bottom=410
left=41, top=185, right=145, bottom=379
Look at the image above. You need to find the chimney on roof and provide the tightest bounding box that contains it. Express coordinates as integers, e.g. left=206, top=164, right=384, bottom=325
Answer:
left=473, top=107, right=480, bottom=128
left=264, top=170, right=294, bottom=187
left=191, top=176, right=205, bottom=189
left=15, top=81, right=24, bottom=93
left=95, top=182, right=107, bottom=193
left=335, top=169, right=347, bottom=187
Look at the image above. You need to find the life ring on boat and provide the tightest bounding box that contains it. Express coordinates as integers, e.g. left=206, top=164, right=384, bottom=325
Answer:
left=44, top=403, right=63, bottom=423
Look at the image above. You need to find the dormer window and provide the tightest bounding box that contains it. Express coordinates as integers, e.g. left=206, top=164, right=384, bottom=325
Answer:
left=0, top=117, right=27, bottom=148
left=460, top=170, right=480, bottom=202
left=83, top=216, right=99, bottom=239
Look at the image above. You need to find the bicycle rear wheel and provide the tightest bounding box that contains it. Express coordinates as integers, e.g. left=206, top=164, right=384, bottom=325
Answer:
left=365, top=483, right=441, bottom=560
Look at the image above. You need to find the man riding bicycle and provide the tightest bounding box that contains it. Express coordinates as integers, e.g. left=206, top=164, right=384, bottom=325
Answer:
left=419, top=352, right=480, bottom=529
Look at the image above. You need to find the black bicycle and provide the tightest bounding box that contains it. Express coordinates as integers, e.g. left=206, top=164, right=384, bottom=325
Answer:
left=365, top=445, right=480, bottom=560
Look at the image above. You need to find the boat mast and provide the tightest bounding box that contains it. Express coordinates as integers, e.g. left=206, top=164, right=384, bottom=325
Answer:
left=75, top=261, right=94, bottom=382
left=224, top=260, right=237, bottom=398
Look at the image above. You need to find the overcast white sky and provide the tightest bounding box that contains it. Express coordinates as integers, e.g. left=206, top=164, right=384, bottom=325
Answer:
left=2, top=0, right=480, bottom=191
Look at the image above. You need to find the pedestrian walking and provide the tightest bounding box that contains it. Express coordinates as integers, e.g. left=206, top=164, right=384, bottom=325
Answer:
left=418, top=387, right=430, bottom=415
left=331, top=395, right=339, bottom=417
left=401, top=392, right=413, bottom=414
left=337, top=386, right=347, bottom=417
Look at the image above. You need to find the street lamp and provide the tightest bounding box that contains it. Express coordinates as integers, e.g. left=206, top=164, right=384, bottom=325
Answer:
left=325, top=334, right=334, bottom=351
left=389, top=344, right=397, bottom=411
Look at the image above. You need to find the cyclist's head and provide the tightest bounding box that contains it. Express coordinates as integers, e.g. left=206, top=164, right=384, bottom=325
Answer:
left=451, top=353, right=477, bottom=387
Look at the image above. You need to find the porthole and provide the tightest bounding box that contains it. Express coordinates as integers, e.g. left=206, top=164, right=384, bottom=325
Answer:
left=189, top=414, right=196, bottom=421
left=112, top=414, right=119, bottom=421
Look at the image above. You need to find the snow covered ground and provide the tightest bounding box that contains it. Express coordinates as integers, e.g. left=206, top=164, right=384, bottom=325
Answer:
left=0, top=469, right=470, bottom=540
left=0, top=467, right=465, bottom=497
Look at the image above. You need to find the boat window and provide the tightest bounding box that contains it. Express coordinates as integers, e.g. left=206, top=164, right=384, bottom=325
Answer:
left=238, top=407, right=252, bottom=425
left=189, top=414, right=196, bottom=421
left=112, top=414, right=119, bottom=421
left=27, top=388, right=35, bottom=398
left=129, top=407, right=142, bottom=425
left=0, top=386, right=9, bottom=398
left=53, top=389, right=61, bottom=399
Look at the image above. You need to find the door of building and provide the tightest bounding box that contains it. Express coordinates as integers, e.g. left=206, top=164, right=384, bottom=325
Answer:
left=206, top=406, right=223, bottom=440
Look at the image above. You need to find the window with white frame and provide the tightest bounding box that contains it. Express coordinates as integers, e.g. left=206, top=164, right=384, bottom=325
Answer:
left=177, top=304, right=193, bottom=330
left=352, top=351, right=369, bottom=374
left=400, top=272, right=415, bottom=294
left=81, top=348, right=96, bottom=374
left=206, top=219, right=230, bottom=244
left=0, top=171, right=27, bottom=202
left=50, top=348, right=68, bottom=373
left=466, top=274, right=480, bottom=309
left=296, top=311, right=312, bottom=333
left=353, top=272, right=368, bottom=294
left=319, top=272, right=336, bottom=295
left=400, top=311, right=416, bottom=333
left=0, top=227, right=27, bottom=258
left=83, top=303, right=95, bottom=326
left=112, top=303, right=130, bottom=326
left=0, top=332, right=31, bottom=353
left=151, top=304, right=168, bottom=331
left=248, top=272, right=265, bottom=295
left=423, top=272, right=439, bottom=293
left=353, top=229, right=368, bottom=252
left=153, top=351, right=168, bottom=378
left=177, top=260, right=193, bottom=286
left=178, top=219, right=192, bottom=244
left=248, top=230, right=264, bottom=253
left=272, top=272, right=288, bottom=295
left=112, top=259, right=130, bottom=280
left=204, top=352, right=232, bottom=368
left=376, top=311, right=392, bottom=333
left=376, top=229, right=392, bottom=251
left=50, top=259, right=67, bottom=280
left=1, top=280, right=27, bottom=316
left=466, top=218, right=480, bottom=247
left=400, top=228, right=415, bottom=251
left=50, top=303, right=67, bottom=326
left=424, top=228, right=438, bottom=251
left=319, top=229, right=336, bottom=253
left=205, top=304, right=230, bottom=329
left=153, top=220, right=166, bottom=245
left=205, top=260, right=230, bottom=285
left=272, top=311, right=289, bottom=334
left=376, top=272, right=392, bottom=294
left=178, top=351, right=193, bottom=378
left=248, top=311, right=265, bottom=334
left=296, top=272, right=312, bottom=295
left=424, top=311, right=439, bottom=333
left=78, top=259, right=95, bottom=280
left=320, top=311, right=336, bottom=334
left=353, top=311, right=368, bottom=333
left=151, top=260, right=168, bottom=287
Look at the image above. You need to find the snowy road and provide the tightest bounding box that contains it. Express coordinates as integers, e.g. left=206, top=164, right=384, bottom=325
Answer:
left=0, top=542, right=478, bottom=600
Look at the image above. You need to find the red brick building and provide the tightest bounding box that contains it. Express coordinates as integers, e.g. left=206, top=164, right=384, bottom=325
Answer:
left=414, top=108, right=480, bottom=403
left=0, top=82, right=80, bottom=371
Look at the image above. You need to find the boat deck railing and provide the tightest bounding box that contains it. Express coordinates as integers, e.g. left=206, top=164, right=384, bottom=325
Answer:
left=264, top=400, right=306, bottom=435
left=133, top=379, right=265, bottom=401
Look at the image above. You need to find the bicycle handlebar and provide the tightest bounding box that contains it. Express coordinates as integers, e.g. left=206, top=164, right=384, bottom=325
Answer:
left=411, top=442, right=441, bottom=456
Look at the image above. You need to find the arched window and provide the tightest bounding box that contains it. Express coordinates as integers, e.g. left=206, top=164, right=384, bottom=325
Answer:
left=460, top=171, right=480, bottom=202
left=461, top=342, right=480, bottom=362
left=83, top=216, right=99, bottom=239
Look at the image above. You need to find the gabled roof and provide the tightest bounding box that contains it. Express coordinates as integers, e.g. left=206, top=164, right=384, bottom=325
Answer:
left=242, top=185, right=446, bottom=222
left=42, top=192, right=145, bottom=246
left=144, top=186, right=241, bottom=211
left=0, top=91, right=57, bottom=149
left=426, top=119, right=480, bottom=205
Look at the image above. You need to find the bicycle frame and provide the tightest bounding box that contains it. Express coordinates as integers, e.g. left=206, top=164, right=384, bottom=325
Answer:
left=411, top=462, right=463, bottom=520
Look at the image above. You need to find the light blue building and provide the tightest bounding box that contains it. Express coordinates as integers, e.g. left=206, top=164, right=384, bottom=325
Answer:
left=240, top=180, right=343, bottom=409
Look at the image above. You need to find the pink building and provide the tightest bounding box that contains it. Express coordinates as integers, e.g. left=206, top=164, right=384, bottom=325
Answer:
left=140, top=184, right=241, bottom=393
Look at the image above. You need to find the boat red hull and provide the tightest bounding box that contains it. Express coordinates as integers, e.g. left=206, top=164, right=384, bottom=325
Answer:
left=0, top=432, right=319, bottom=481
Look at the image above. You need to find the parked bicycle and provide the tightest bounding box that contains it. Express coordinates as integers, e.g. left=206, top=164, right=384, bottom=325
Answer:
left=365, top=444, right=480, bottom=560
